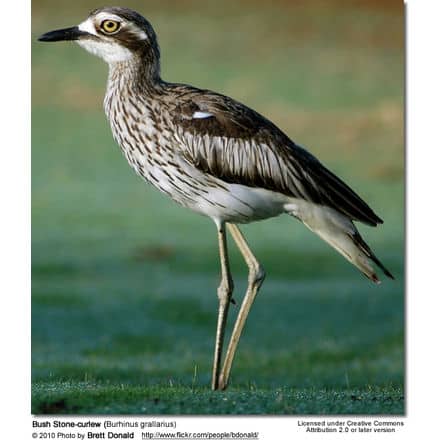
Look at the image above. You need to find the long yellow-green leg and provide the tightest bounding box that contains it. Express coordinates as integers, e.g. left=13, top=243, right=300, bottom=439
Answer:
left=218, top=223, right=265, bottom=390
left=212, top=222, right=234, bottom=390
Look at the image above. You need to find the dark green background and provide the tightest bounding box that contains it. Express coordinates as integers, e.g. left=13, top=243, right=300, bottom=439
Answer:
left=32, top=0, right=404, bottom=414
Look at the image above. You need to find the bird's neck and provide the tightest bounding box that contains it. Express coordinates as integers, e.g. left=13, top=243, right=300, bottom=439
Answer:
left=107, top=51, right=163, bottom=97
left=104, top=54, right=165, bottom=127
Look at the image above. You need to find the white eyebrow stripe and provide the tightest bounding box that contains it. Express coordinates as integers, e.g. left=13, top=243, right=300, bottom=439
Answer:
left=193, top=111, right=214, bottom=119
left=78, top=18, right=98, bottom=36
left=94, top=12, right=124, bottom=23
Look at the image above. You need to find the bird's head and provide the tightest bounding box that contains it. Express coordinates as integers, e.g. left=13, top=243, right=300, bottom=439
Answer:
left=38, top=7, right=160, bottom=66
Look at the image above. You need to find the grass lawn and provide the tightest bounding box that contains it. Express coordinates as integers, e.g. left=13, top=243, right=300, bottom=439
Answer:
left=32, top=0, right=404, bottom=414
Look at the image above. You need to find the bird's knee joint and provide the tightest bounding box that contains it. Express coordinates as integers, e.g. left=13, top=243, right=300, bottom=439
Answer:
left=249, top=264, right=265, bottom=288
left=217, top=278, right=234, bottom=303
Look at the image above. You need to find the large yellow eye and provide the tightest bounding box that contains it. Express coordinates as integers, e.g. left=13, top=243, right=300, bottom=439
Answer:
left=100, top=19, right=121, bottom=34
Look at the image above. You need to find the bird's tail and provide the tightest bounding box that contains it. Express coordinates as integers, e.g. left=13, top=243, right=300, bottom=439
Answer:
left=294, top=205, right=394, bottom=283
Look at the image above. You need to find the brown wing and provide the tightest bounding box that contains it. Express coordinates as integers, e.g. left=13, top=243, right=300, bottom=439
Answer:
left=171, top=87, right=383, bottom=226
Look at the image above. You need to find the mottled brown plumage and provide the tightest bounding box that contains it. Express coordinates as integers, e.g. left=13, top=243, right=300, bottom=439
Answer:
left=39, top=6, right=394, bottom=391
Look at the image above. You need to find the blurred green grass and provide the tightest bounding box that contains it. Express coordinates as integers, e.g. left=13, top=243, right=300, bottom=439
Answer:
left=32, top=0, right=404, bottom=414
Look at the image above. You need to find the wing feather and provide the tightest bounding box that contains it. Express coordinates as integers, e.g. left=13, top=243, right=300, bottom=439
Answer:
left=172, top=87, right=383, bottom=226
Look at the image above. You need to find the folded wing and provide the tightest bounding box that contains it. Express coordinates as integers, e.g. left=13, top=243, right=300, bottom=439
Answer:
left=172, top=88, right=383, bottom=226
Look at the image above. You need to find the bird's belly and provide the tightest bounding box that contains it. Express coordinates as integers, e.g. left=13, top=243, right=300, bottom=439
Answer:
left=184, top=183, right=289, bottom=224
left=128, top=155, right=287, bottom=223
left=123, top=147, right=288, bottom=223
left=125, top=151, right=285, bottom=223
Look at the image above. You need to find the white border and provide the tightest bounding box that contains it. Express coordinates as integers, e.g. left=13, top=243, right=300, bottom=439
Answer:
left=3, top=0, right=439, bottom=437
left=406, top=0, right=440, bottom=435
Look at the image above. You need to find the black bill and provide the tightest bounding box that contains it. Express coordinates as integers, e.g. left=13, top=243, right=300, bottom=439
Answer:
left=38, top=26, right=89, bottom=42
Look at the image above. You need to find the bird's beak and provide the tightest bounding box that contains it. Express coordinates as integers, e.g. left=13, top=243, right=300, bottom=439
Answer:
left=38, top=26, right=89, bottom=42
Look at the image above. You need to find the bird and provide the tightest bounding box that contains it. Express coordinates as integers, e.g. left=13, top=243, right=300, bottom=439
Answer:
left=38, top=6, right=394, bottom=391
